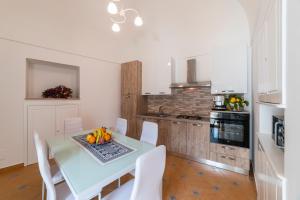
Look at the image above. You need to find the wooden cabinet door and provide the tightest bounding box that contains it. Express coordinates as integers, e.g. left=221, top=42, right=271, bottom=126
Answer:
left=158, top=120, right=170, bottom=146
left=55, top=104, right=79, bottom=136
left=186, top=122, right=210, bottom=159
left=28, top=105, right=56, bottom=164
left=135, top=117, right=144, bottom=140
left=127, top=118, right=137, bottom=139
left=121, top=94, right=137, bottom=118
left=121, top=61, right=141, bottom=95
left=168, top=121, right=187, bottom=154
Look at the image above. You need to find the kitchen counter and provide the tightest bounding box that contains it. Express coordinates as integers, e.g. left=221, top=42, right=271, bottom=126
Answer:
left=136, top=114, right=210, bottom=123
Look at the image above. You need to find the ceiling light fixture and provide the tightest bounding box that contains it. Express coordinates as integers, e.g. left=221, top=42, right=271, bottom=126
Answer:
left=112, top=23, right=121, bottom=32
left=107, top=2, right=118, bottom=15
left=107, top=0, right=143, bottom=32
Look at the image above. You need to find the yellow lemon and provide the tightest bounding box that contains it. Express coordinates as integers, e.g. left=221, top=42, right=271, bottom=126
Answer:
left=230, top=97, right=236, bottom=103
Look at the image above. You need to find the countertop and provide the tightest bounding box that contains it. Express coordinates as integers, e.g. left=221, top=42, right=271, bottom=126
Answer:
left=136, top=114, right=210, bottom=123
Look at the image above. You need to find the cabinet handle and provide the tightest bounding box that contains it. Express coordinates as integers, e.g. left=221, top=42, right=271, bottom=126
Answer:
left=173, top=121, right=181, bottom=125
left=193, top=123, right=202, bottom=127
left=228, top=157, right=236, bottom=161
left=221, top=155, right=236, bottom=161
left=222, top=90, right=235, bottom=93
left=159, top=92, right=165, bottom=95
left=258, top=142, right=264, bottom=152
left=145, top=92, right=151, bottom=95
left=221, top=146, right=235, bottom=151
left=267, top=90, right=278, bottom=94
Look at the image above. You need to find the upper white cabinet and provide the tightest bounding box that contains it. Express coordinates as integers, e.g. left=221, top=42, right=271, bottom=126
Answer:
left=211, top=44, right=248, bottom=94
left=255, top=0, right=284, bottom=104
left=142, top=58, right=172, bottom=95
left=26, top=102, right=79, bottom=165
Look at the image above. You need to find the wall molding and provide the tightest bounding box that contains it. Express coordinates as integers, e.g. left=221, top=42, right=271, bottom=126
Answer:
left=0, top=36, right=120, bottom=65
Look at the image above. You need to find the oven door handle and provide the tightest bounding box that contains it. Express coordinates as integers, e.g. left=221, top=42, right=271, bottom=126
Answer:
left=210, top=121, right=221, bottom=128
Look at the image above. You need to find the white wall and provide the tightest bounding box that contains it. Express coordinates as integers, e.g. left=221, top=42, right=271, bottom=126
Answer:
left=285, top=0, right=300, bottom=199
left=125, top=0, right=250, bottom=88
left=0, top=0, right=128, bottom=168
left=0, top=38, right=121, bottom=169
left=0, top=0, right=136, bottom=63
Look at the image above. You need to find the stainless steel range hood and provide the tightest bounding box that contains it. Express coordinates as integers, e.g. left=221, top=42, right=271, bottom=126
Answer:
left=170, top=58, right=211, bottom=88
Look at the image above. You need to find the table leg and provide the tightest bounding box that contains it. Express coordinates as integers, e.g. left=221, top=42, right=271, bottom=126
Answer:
left=98, top=191, right=102, bottom=200
left=118, top=178, right=121, bottom=187
left=42, top=181, right=45, bottom=200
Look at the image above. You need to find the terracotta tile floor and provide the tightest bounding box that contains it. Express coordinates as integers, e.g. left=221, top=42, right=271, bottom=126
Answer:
left=0, top=155, right=256, bottom=200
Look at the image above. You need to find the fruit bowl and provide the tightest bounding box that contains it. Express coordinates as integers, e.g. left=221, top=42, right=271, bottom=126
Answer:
left=86, top=127, right=112, bottom=145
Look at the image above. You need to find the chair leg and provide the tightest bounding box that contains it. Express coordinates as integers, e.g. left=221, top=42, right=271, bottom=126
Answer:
left=118, top=178, right=121, bottom=187
left=42, top=181, right=45, bottom=200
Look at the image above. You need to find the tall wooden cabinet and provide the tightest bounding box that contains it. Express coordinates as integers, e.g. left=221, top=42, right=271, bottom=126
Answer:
left=121, top=61, right=142, bottom=139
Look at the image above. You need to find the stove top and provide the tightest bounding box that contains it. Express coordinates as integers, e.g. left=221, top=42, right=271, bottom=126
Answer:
left=176, top=115, right=202, bottom=120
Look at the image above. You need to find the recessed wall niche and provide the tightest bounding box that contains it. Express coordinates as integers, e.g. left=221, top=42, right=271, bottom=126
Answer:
left=26, top=58, right=80, bottom=99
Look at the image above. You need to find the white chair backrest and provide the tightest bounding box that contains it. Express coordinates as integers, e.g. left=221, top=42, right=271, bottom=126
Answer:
left=130, top=145, right=166, bottom=200
left=64, top=117, right=83, bottom=135
left=140, top=121, right=158, bottom=146
left=33, top=132, right=56, bottom=200
left=116, top=118, right=127, bottom=135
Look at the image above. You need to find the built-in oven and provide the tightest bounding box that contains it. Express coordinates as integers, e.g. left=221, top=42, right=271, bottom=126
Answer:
left=210, top=111, right=250, bottom=148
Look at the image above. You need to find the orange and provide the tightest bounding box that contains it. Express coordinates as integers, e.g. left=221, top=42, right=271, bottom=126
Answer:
left=104, top=134, right=111, bottom=142
left=86, top=134, right=92, bottom=141
left=88, top=135, right=96, bottom=144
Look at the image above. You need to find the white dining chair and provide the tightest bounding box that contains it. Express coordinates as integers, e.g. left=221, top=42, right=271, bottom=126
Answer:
left=114, top=118, right=128, bottom=187
left=115, top=118, right=127, bottom=135
left=34, top=132, right=74, bottom=200
left=140, top=121, right=158, bottom=146
left=64, top=117, right=83, bottom=135
left=102, top=145, right=166, bottom=200
left=129, top=121, right=159, bottom=178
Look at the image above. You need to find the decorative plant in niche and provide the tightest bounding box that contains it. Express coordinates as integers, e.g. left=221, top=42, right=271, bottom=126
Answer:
left=224, top=95, right=249, bottom=111
left=42, top=85, right=73, bottom=99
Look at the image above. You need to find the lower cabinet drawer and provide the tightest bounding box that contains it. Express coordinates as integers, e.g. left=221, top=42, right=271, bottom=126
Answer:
left=209, top=152, right=250, bottom=171
left=217, top=153, right=236, bottom=167
left=210, top=143, right=249, bottom=159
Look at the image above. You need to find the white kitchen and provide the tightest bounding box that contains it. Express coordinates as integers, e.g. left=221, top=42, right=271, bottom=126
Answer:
left=0, top=0, right=300, bottom=200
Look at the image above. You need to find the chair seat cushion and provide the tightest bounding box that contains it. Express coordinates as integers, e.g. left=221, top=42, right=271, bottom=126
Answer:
left=56, top=182, right=75, bottom=200
left=51, top=164, right=64, bottom=184
left=102, top=179, right=134, bottom=200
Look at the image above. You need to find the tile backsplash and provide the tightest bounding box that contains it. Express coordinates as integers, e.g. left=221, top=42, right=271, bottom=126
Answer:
left=147, top=87, right=213, bottom=117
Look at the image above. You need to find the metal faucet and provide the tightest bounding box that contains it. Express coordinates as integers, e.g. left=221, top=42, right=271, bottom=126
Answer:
left=158, top=105, right=165, bottom=114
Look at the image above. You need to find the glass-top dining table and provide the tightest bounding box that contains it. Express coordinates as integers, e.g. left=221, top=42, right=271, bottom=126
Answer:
left=47, top=130, right=155, bottom=200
